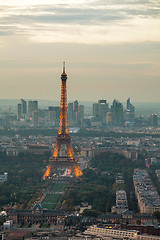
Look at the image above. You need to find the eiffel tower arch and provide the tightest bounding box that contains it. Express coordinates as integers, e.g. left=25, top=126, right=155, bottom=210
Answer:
left=43, top=63, right=83, bottom=180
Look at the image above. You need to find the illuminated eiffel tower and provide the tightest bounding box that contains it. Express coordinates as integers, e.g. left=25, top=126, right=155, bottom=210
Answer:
left=43, top=63, right=83, bottom=180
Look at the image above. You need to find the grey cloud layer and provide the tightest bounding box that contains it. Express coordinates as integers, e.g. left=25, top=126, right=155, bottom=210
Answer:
left=0, top=0, right=159, bottom=37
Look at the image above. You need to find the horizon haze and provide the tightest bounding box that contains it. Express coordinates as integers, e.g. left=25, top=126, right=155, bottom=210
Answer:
left=0, top=0, right=160, bottom=102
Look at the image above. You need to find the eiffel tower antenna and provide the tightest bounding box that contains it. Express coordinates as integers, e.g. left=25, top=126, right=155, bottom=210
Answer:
left=63, top=61, right=65, bottom=73
left=43, top=63, right=82, bottom=180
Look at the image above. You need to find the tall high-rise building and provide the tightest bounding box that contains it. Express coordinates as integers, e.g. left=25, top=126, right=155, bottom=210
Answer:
left=73, top=100, right=79, bottom=120
left=125, top=98, right=135, bottom=123
left=17, top=103, right=22, bottom=120
left=98, top=99, right=108, bottom=117
left=68, top=102, right=84, bottom=123
left=93, top=100, right=108, bottom=116
left=127, top=98, right=135, bottom=113
left=17, top=99, right=27, bottom=120
left=93, top=103, right=99, bottom=117
left=48, top=106, right=60, bottom=122
left=111, top=100, right=124, bottom=126
left=48, top=111, right=56, bottom=123
left=21, top=99, right=27, bottom=114
left=32, top=110, right=39, bottom=127
left=93, top=99, right=108, bottom=124
left=68, top=103, right=74, bottom=121
left=77, top=105, right=84, bottom=122
left=149, top=113, right=158, bottom=127
left=28, top=100, right=38, bottom=114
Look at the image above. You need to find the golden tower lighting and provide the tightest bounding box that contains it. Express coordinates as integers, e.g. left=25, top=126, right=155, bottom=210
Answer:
left=43, top=63, right=82, bottom=180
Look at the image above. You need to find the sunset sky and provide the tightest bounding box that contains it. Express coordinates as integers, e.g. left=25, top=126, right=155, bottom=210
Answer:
left=0, top=0, right=160, bottom=102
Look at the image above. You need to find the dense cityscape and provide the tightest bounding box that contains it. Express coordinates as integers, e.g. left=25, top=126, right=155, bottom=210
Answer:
left=0, top=66, right=160, bottom=239
left=0, top=97, right=159, bottom=130
left=0, top=0, right=160, bottom=238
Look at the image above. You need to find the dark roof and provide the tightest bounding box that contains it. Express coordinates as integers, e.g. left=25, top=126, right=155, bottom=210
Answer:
left=32, top=202, right=43, bottom=211
left=98, top=214, right=157, bottom=220
left=9, top=209, right=66, bottom=215
left=123, top=210, right=132, bottom=215
left=98, top=214, right=122, bottom=219
left=133, top=215, right=157, bottom=219
left=7, top=231, right=28, bottom=238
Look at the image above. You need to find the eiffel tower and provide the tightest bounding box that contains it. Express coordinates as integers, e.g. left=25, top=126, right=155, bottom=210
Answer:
left=43, top=63, right=83, bottom=180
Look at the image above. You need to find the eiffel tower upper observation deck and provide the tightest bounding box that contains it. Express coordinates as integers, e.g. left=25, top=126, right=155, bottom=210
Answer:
left=43, top=63, right=83, bottom=180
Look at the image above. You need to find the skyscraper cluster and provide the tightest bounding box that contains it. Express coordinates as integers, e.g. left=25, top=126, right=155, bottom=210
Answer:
left=17, top=99, right=38, bottom=119
left=125, top=97, right=135, bottom=123
left=48, top=106, right=60, bottom=124
left=15, top=97, right=159, bottom=129
left=28, top=100, right=38, bottom=114
left=17, top=99, right=27, bottom=120
left=17, top=99, right=38, bottom=126
left=92, top=98, right=135, bottom=127
left=17, top=99, right=85, bottom=128
left=68, top=100, right=84, bottom=124
left=93, top=100, right=108, bottom=125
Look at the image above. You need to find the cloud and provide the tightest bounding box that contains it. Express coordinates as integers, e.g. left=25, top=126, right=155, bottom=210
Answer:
left=0, top=37, right=159, bottom=102
left=0, top=0, right=159, bottom=44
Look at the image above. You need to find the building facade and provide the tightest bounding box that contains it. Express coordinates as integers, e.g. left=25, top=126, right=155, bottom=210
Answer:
left=9, top=203, right=66, bottom=225
left=133, top=169, right=160, bottom=214
left=111, top=100, right=124, bottom=126
left=28, top=100, right=38, bottom=114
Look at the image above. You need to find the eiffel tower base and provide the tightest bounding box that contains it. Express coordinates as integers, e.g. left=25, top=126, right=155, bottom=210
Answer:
left=43, top=158, right=82, bottom=180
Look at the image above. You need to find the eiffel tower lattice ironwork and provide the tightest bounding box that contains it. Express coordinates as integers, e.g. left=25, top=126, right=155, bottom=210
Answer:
left=43, top=63, right=83, bottom=180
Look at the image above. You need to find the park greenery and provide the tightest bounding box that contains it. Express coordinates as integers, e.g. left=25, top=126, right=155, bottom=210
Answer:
left=0, top=128, right=160, bottom=139
left=58, top=151, right=146, bottom=215
left=42, top=194, right=61, bottom=210
left=0, top=151, right=50, bottom=210
left=42, top=182, right=68, bottom=210
left=0, top=147, right=159, bottom=219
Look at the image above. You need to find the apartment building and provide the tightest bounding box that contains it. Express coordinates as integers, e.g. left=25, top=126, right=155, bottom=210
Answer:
left=133, top=169, right=160, bottom=214
left=112, top=190, right=128, bottom=214
left=84, top=225, right=160, bottom=240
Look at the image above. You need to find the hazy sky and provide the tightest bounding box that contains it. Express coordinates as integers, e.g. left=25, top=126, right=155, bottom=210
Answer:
left=0, top=0, right=160, bottom=102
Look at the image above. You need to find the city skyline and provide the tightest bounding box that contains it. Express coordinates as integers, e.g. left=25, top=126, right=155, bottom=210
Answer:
left=0, top=0, right=160, bottom=102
